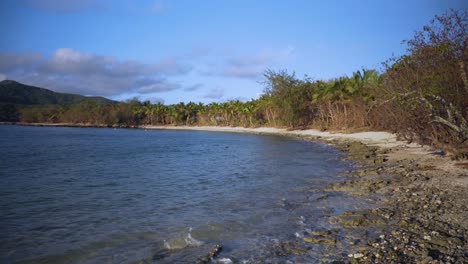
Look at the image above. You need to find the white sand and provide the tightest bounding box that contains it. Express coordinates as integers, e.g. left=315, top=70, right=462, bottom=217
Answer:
left=142, top=125, right=408, bottom=148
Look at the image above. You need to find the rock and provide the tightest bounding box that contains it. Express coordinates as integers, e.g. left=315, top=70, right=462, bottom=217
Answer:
left=305, top=139, right=468, bottom=263
left=196, top=244, right=222, bottom=264
left=303, top=234, right=336, bottom=245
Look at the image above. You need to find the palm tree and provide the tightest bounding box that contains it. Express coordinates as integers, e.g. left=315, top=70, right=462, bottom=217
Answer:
left=184, top=102, right=198, bottom=124
left=195, top=102, right=206, bottom=125
left=166, top=104, right=180, bottom=125
left=207, top=102, right=221, bottom=125
left=240, top=100, right=257, bottom=127
left=153, top=102, right=166, bottom=124
left=141, top=101, right=154, bottom=125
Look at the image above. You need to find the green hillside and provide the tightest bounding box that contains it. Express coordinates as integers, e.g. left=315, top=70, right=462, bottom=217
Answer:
left=0, top=80, right=116, bottom=106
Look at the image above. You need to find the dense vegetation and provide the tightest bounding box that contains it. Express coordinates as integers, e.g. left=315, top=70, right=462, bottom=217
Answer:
left=1, top=11, right=467, bottom=157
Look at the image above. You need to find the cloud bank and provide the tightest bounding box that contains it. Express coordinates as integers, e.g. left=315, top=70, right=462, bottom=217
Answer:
left=0, top=48, right=190, bottom=96
left=0, top=46, right=294, bottom=103
left=199, top=46, right=296, bottom=80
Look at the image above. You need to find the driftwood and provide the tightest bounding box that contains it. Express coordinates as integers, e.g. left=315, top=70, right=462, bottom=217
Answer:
left=419, top=94, right=468, bottom=141
left=368, top=91, right=468, bottom=142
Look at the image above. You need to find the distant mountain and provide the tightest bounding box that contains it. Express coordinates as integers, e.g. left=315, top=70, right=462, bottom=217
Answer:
left=0, top=80, right=117, bottom=105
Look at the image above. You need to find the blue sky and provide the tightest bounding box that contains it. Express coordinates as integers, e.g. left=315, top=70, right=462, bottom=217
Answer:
left=0, top=0, right=466, bottom=104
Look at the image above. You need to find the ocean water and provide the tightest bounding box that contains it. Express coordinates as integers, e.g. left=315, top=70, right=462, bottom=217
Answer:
left=0, top=125, right=359, bottom=263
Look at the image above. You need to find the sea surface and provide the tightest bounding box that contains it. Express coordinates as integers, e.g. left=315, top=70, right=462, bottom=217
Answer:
left=0, top=125, right=363, bottom=263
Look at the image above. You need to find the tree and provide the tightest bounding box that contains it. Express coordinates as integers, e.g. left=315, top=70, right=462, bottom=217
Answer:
left=141, top=101, right=155, bottom=125
left=263, top=69, right=310, bottom=127
left=153, top=102, right=166, bottom=124
left=0, top=104, right=20, bottom=122
left=184, top=102, right=199, bottom=124
left=378, top=10, right=468, bottom=155
left=407, top=9, right=468, bottom=94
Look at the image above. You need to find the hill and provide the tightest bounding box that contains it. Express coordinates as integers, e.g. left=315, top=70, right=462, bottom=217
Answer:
left=0, top=80, right=116, bottom=106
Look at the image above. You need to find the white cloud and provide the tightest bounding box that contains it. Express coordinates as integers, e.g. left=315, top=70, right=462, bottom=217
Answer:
left=39, top=48, right=189, bottom=77
left=0, top=46, right=295, bottom=101
left=0, top=52, right=42, bottom=72
left=222, top=67, right=263, bottom=79
left=200, top=46, right=296, bottom=80
left=0, top=48, right=191, bottom=96
left=0, top=73, right=7, bottom=81
left=137, top=82, right=180, bottom=94
left=204, top=88, right=225, bottom=99
left=147, top=97, right=165, bottom=104
left=183, top=83, right=203, bottom=92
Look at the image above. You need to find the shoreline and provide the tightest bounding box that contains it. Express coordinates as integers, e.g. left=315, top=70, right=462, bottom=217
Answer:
left=3, top=122, right=408, bottom=147
left=2, top=122, right=467, bottom=262
left=142, top=125, right=403, bottom=147
left=2, top=122, right=466, bottom=192
left=321, top=141, right=468, bottom=263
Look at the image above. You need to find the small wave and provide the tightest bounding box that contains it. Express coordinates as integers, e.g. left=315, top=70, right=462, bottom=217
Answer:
left=163, top=239, right=171, bottom=249
left=296, top=215, right=306, bottom=225
left=163, top=227, right=204, bottom=251
left=83, top=182, right=118, bottom=188
left=185, top=227, right=203, bottom=246
left=216, top=258, right=233, bottom=264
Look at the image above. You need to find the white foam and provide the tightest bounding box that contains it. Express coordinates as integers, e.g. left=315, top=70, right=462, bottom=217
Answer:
left=163, top=239, right=171, bottom=249
left=163, top=227, right=204, bottom=250
left=296, top=216, right=306, bottom=225
left=270, top=238, right=279, bottom=245
left=185, top=233, right=203, bottom=246
left=217, top=258, right=233, bottom=264
left=185, top=227, right=203, bottom=246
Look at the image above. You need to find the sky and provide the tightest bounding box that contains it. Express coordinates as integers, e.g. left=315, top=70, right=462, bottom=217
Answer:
left=0, top=0, right=466, bottom=104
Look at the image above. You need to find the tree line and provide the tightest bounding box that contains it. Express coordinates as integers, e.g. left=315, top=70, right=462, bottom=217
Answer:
left=5, top=68, right=384, bottom=129
left=3, top=10, right=467, bottom=157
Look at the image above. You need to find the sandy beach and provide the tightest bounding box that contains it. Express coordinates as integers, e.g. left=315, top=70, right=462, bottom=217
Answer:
left=143, top=125, right=402, bottom=146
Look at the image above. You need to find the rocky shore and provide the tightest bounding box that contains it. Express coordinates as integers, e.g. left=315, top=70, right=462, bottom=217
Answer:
left=184, top=138, right=467, bottom=264
left=262, top=140, right=467, bottom=263
left=228, top=139, right=466, bottom=264
left=324, top=141, right=468, bottom=263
